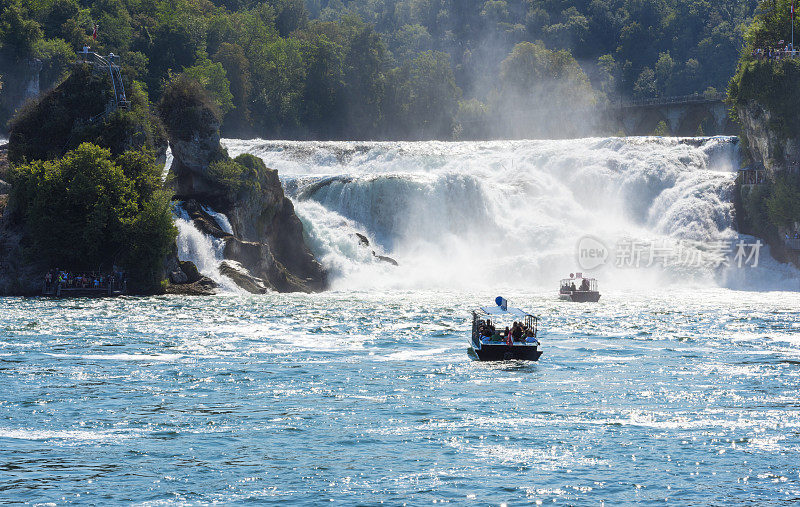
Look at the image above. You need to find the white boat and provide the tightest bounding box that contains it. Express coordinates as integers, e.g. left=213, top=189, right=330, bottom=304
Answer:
left=468, top=298, right=542, bottom=361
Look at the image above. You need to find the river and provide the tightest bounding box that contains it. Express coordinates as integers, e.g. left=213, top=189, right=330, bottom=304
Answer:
left=2, top=137, right=800, bottom=504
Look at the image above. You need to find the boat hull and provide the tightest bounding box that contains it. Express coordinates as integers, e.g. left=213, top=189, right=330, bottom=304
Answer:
left=469, top=344, right=542, bottom=361
left=559, top=291, right=601, bottom=302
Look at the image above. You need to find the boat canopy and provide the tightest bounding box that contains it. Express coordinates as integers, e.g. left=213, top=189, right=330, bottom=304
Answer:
left=478, top=305, right=531, bottom=318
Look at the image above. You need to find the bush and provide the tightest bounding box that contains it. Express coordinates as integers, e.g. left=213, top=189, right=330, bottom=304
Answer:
left=122, top=188, right=178, bottom=292
left=207, top=152, right=277, bottom=199
left=158, top=74, right=220, bottom=141
left=766, top=173, right=800, bottom=228
left=207, top=157, right=249, bottom=194
left=10, top=142, right=136, bottom=268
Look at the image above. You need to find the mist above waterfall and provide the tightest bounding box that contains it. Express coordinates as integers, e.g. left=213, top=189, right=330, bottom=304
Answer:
left=223, top=137, right=799, bottom=291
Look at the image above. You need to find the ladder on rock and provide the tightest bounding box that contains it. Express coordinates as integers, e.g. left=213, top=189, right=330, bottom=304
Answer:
left=77, top=50, right=130, bottom=123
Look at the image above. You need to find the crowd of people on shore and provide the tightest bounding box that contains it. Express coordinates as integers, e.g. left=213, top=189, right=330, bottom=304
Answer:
left=751, top=41, right=798, bottom=60
left=43, top=269, right=125, bottom=292
left=477, top=319, right=537, bottom=345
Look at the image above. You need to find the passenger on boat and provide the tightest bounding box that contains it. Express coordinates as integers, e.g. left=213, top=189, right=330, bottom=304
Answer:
left=511, top=322, right=523, bottom=342
left=579, top=278, right=590, bottom=291
left=570, top=282, right=577, bottom=292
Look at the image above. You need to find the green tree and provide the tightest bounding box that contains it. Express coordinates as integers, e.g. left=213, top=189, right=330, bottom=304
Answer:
left=633, top=67, right=657, bottom=98
left=407, top=50, right=461, bottom=139
left=213, top=42, right=253, bottom=134
left=654, top=52, right=675, bottom=96
left=33, top=38, right=74, bottom=89
left=0, top=1, right=43, bottom=54
left=10, top=143, right=137, bottom=269
left=123, top=188, right=177, bottom=291
left=184, top=57, right=234, bottom=116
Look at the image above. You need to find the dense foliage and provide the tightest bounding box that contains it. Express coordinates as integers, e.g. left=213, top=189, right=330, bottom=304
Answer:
left=8, top=64, right=165, bottom=163
left=766, top=173, right=800, bottom=228
left=8, top=143, right=177, bottom=292
left=208, top=152, right=278, bottom=200
left=728, top=0, right=800, bottom=135
left=729, top=0, right=800, bottom=233
left=0, top=0, right=757, bottom=140
left=158, top=73, right=221, bottom=141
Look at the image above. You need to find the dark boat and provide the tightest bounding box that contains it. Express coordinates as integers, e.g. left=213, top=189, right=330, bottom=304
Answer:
left=559, top=273, right=600, bottom=302
left=468, top=298, right=542, bottom=361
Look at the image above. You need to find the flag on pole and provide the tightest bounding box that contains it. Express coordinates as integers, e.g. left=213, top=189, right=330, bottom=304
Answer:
left=790, top=1, right=795, bottom=20
left=92, top=24, right=98, bottom=40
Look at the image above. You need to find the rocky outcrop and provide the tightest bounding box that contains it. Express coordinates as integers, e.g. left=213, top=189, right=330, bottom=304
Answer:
left=0, top=222, right=47, bottom=296
left=163, top=254, right=219, bottom=295
left=165, top=104, right=327, bottom=293
left=180, top=199, right=231, bottom=238
left=219, top=261, right=268, bottom=293
left=352, top=232, right=399, bottom=266
left=734, top=100, right=800, bottom=269
left=737, top=101, right=800, bottom=173
left=223, top=172, right=327, bottom=291
left=165, top=276, right=219, bottom=296
left=168, top=123, right=228, bottom=206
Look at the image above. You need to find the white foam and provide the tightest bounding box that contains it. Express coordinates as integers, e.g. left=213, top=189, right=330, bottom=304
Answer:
left=201, top=205, right=234, bottom=235
left=173, top=203, right=242, bottom=293
left=221, top=137, right=800, bottom=291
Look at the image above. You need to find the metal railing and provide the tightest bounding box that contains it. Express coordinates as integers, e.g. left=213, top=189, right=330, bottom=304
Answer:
left=617, top=92, right=726, bottom=108
left=76, top=51, right=129, bottom=111
left=738, top=169, right=767, bottom=185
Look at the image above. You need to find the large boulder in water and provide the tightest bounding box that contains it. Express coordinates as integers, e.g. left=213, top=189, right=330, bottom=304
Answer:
left=219, top=260, right=268, bottom=294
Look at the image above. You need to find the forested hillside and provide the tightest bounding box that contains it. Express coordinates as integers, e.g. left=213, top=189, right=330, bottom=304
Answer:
left=0, top=0, right=757, bottom=140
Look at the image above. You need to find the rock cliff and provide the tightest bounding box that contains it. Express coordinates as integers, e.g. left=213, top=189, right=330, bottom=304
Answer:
left=160, top=80, right=327, bottom=293
left=737, top=101, right=800, bottom=174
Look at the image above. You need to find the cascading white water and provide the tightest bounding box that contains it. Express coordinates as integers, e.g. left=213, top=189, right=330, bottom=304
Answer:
left=201, top=205, right=234, bottom=234
left=222, top=137, right=800, bottom=291
left=173, top=204, right=242, bottom=293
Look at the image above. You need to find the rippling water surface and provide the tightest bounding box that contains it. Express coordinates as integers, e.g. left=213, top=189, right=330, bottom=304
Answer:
left=2, top=289, right=800, bottom=504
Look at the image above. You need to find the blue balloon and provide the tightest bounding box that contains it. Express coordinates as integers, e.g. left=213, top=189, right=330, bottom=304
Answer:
left=495, top=296, right=503, bottom=306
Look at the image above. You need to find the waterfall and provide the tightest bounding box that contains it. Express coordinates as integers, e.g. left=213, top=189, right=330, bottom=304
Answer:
left=201, top=205, right=234, bottom=235
left=220, top=137, right=800, bottom=291
left=172, top=204, right=241, bottom=293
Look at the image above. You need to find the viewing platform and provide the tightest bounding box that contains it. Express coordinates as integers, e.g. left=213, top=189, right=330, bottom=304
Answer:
left=738, top=168, right=767, bottom=186
left=42, top=272, right=127, bottom=297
